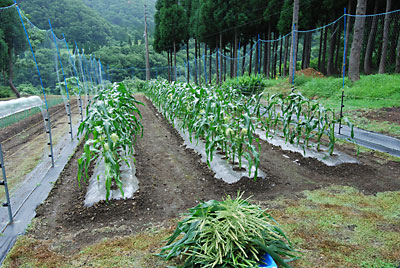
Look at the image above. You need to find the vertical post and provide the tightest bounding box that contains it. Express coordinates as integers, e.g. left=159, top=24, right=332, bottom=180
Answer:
left=144, top=5, right=151, bottom=80
left=0, top=144, right=13, bottom=224
left=339, top=8, right=347, bottom=135
left=49, top=20, right=73, bottom=140
left=14, top=1, right=54, bottom=167
left=291, top=23, right=296, bottom=92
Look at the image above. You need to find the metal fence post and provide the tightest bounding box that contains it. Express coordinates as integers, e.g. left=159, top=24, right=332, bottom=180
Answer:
left=0, top=144, right=13, bottom=224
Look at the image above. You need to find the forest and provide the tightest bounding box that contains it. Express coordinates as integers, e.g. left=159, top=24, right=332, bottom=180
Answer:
left=154, top=0, right=400, bottom=84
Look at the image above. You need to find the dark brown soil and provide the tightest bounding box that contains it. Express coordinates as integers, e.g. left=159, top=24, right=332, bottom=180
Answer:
left=360, top=106, right=400, bottom=125
left=0, top=99, right=79, bottom=154
left=26, top=95, right=400, bottom=254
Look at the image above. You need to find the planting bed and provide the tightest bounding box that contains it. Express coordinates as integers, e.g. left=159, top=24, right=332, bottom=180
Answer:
left=2, top=94, right=400, bottom=267
left=0, top=98, right=80, bottom=201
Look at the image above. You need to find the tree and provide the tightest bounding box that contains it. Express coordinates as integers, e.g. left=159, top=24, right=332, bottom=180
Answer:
left=0, top=1, right=28, bottom=98
left=378, top=0, right=392, bottom=73
left=288, top=0, right=299, bottom=84
left=364, top=0, right=379, bottom=75
left=153, top=0, right=186, bottom=81
left=348, top=0, right=367, bottom=82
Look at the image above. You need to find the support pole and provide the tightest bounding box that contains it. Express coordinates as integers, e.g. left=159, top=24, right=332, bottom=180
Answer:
left=49, top=21, right=74, bottom=140
left=14, top=1, right=54, bottom=167
left=0, top=144, right=13, bottom=224
left=339, top=8, right=348, bottom=135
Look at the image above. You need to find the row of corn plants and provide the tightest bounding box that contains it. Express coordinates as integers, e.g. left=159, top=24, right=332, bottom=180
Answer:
left=77, top=82, right=143, bottom=201
left=145, top=80, right=262, bottom=177
left=145, top=80, right=354, bottom=175
left=257, top=92, right=355, bottom=155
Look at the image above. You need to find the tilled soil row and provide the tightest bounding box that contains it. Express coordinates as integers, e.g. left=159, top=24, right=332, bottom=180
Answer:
left=26, top=94, right=400, bottom=253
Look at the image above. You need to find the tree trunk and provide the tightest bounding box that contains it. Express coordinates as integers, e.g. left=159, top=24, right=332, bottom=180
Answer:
left=273, top=34, right=279, bottom=77
left=279, top=36, right=283, bottom=75
left=173, top=40, right=177, bottom=81
left=186, top=39, right=190, bottom=82
left=216, top=38, right=219, bottom=84
left=345, top=0, right=354, bottom=68
left=234, top=29, right=238, bottom=77
left=205, top=43, right=208, bottom=84
left=249, top=39, right=253, bottom=75
left=242, top=44, right=247, bottom=75
left=334, top=25, right=342, bottom=70
left=209, top=46, right=212, bottom=84
left=194, top=39, right=198, bottom=84
left=266, top=24, right=271, bottom=78
left=219, top=33, right=223, bottom=84
left=349, top=0, right=367, bottom=82
left=306, top=32, right=312, bottom=68
left=254, top=39, right=259, bottom=75
left=198, top=43, right=202, bottom=86
left=289, top=0, right=299, bottom=83
left=8, top=48, right=21, bottom=98
left=283, top=35, right=289, bottom=76
left=230, top=44, right=234, bottom=78
left=396, top=33, right=400, bottom=73
left=364, top=0, right=378, bottom=75
left=302, top=33, right=307, bottom=70
left=318, top=28, right=324, bottom=71
left=322, top=26, right=328, bottom=74
left=263, top=33, right=268, bottom=76
left=167, top=50, right=171, bottom=82
left=379, top=0, right=392, bottom=73
left=327, top=24, right=338, bottom=76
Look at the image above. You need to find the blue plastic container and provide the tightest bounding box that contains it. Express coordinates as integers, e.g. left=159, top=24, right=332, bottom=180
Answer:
left=259, top=253, right=278, bottom=268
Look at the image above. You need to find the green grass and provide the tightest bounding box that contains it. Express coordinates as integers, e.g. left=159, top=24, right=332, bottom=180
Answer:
left=264, top=186, right=400, bottom=268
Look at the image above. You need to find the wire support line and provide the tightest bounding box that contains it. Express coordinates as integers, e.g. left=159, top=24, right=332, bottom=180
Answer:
left=347, top=8, right=400, bottom=17
left=0, top=3, right=16, bottom=10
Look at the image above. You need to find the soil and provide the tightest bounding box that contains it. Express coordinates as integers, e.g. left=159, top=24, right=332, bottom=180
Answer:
left=296, top=68, right=325, bottom=78
left=0, top=99, right=79, bottom=154
left=358, top=106, right=400, bottom=125
left=22, top=95, right=400, bottom=255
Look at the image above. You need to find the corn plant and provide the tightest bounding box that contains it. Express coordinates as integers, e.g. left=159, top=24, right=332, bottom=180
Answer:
left=77, top=82, right=143, bottom=201
left=145, top=80, right=262, bottom=178
left=159, top=194, right=298, bottom=268
left=258, top=92, right=354, bottom=155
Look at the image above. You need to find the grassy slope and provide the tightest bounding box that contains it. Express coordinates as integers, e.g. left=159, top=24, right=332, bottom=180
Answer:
left=257, top=74, right=400, bottom=137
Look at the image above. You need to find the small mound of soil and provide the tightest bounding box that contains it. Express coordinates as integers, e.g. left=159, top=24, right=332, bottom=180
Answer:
left=296, top=68, right=325, bottom=78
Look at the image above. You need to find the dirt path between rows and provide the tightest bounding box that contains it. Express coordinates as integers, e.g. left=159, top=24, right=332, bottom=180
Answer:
left=25, top=94, right=400, bottom=255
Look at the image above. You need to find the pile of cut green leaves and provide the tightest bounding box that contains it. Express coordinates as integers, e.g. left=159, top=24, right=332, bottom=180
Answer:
left=77, top=82, right=143, bottom=201
left=159, top=194, right=297, bottom=268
